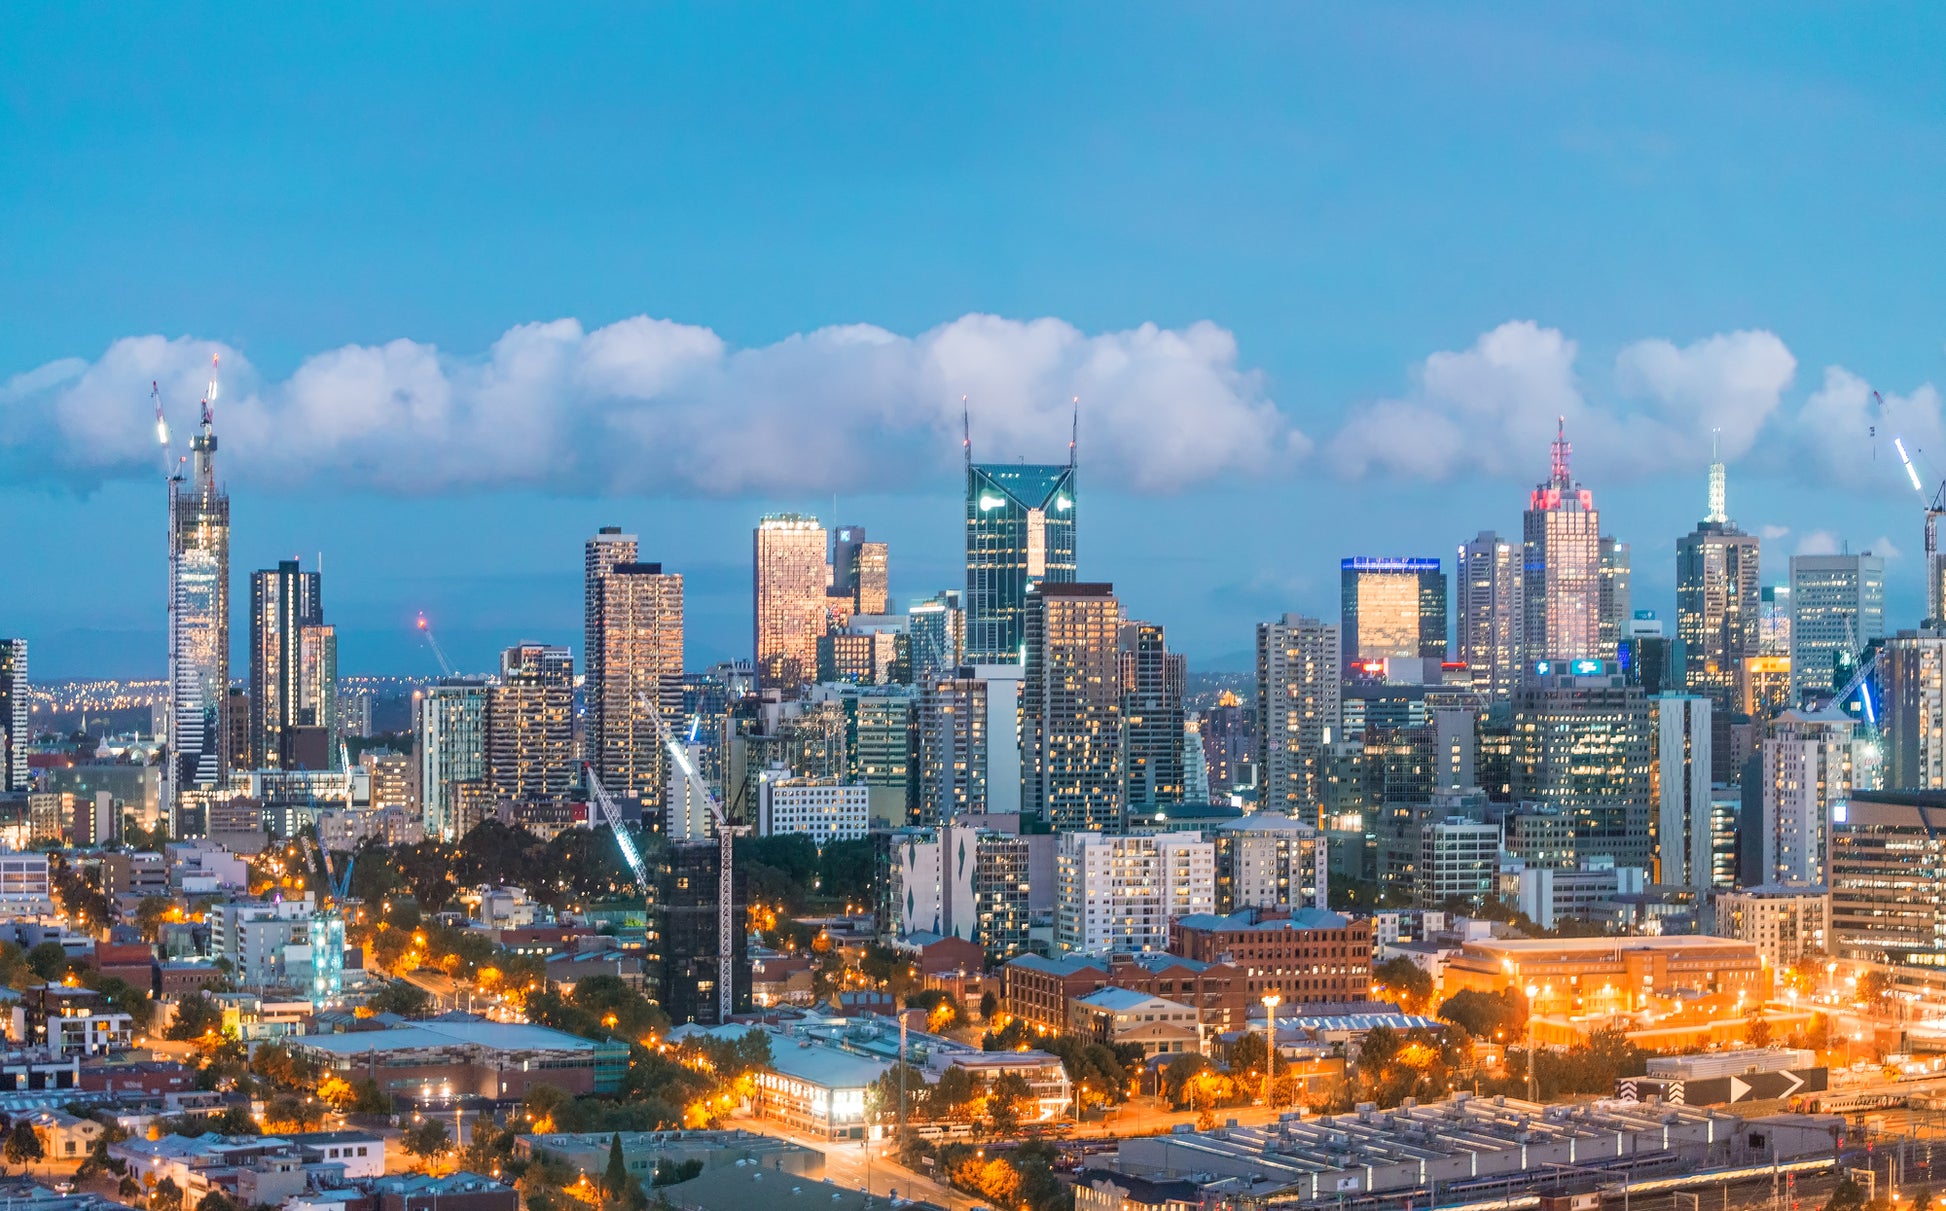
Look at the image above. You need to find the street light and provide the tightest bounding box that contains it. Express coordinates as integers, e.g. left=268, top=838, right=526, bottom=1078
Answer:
left=1262, top=993, right=1282, bottom=1109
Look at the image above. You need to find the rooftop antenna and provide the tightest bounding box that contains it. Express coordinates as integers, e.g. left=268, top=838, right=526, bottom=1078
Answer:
left=1070, top=395, right=1079, bottom=470
left=961, top=395, right=971, bottom=468
left=1550, top=416, right=1571, bottom=487
left=1705, top=428, right=1728, bottom=524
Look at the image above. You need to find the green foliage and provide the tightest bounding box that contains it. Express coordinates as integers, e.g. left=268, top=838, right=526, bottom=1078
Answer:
left=164, top=992, right=224, bottom=1042
left=49, top=856, right=113, bottom=929
left=135, top=896, right=176, bottom=942
left=153, top=1177, right=184, bottom=1211
left=1374, top=956, right=1434, bottom=1014
left=364, top=980, right=433, bottom=1017
left=79, top=971, right=151, bottom=1022
left=1041, top=1034, right=1135, bottom=1104
left=988, top=1071, right=1031, bottom=1135
left=1161, top=1053, right=1212, bottom=1105
left=526, top=975, right=670, bottom=1044
left=3, top=1119, right=42, bottom=1170
left=1437, top=988, right=1526, bottom=1041
left=195, top=1191, right=236, bottom=1211
left=650, top=1158, right=702, bottom=1188
left=978, top=991, right=998, bottom=1020
left=25, top=941, right=69, bottom=982
left=401, top=1118, right=451, bottom=1163
left=816, top=839, right=874, bottom=908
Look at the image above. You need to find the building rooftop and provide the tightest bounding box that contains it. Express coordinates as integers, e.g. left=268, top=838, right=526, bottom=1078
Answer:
left=1007, top=953, right=1110, bottom=977
left=1073, top=987, right=1186, bottom=1013
left=1176, top=908, right=1352, bottom=933
left=1462, top=935, right=1757, bottom=956
left=653, top=1165, right=945, bottom=1211
left=291, top=1021, right=599, bottom=1056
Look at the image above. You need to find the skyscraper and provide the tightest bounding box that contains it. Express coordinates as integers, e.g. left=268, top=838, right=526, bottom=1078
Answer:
left=1653, top=694, right=1713, bottom=896
left=1340, top=558, right=1446, bottom=674
left=1760, top=708, right=1857, bottom=884
left=1522, top=420, right=1601, bottom=663
left=1255, top=614, right=1341, bottom=822
left=0, top=640, right=25, bottom=793
left=166, top=377, right=230, bottom=806
left=1790, top=552, right=1887, bottom=697
left=1511, top=661, right=1653, bottom=870
left=753, top=514, right=828, bottom=692
left=249, top=559, right=332, bottom=770
left=586, top=530, right=685, bottom=809
left=906, top=591, right=965, bottom=688
left=416, top=679, right=488, bottom=840
left=964, top=435, right=1077, bottom=664
left=831, top=525, right=891, bottom=616
left=487, top=644, right=575, bottom=805
left=1598, top=537, right=1631, bottom=658
left=1119, top=621, right=1186, bottom=808
left=1456, top=532, right=1523, bottom=703
left=1677, top=448, right=1762, bottom=720
left=1881, top=628, right=1946, bottom=790
left=1021, top=582, right=1122, bottom=830
left=1760, top=585, right=1793, bottom=657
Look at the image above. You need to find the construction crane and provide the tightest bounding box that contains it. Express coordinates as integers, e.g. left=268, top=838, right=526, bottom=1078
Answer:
left=1895, top=436, right=1946, bottom=625
left=296, top=832, right=357, bottom=1007
left=583, top=709, right=745, bottom=1024
left=415, top=613, right=457, bottom=677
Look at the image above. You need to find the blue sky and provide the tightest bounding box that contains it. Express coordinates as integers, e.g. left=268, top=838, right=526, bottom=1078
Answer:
left=5, top=5, right=1946, bottom=676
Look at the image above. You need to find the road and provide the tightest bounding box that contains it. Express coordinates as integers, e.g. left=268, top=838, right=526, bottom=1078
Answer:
left=729, top=1114, right=985, bottom=1211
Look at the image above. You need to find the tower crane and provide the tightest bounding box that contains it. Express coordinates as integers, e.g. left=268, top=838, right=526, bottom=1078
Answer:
left=415, top=613, right=457, bottom=677
left=1895, top=436, right=1946, bottom=625
left=582, top=710, right=745, bottom=1024
left=295, top=832, right=357, bottom=1006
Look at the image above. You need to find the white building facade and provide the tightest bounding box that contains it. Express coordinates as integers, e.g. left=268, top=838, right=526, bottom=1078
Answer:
left=1055, top=831, right=1215, bottom=955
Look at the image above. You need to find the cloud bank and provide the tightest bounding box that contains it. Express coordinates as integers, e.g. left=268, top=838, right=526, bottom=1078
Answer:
left=3, top=311, right=1939, bottom=500
left=0, top=314, right=1303, bottom=497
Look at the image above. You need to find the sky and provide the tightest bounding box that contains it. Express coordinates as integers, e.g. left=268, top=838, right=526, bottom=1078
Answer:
left=6, top=5, right=1946, bottom=677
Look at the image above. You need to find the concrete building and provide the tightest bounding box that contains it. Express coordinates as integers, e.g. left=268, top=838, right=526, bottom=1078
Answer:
left=486, top=644, right=574, bottom=807
left=416, top=678, right=488, bottom=841
left=1256, top=614, right=1341, bottom=822
left=1713, top=884, right=1830, bottom=971
left=1882, top=628, right=1946, bottom=790
left=756, top=771, right=869, bottom=844
left=289, top=1021, right=627, bottom=1102
left=1829, top=791, right=1946, bottom=967
left=753, top=513, right=828, bottom=692
left=1069, top=988, right=1201, bottom=1057
left=0, top=641, right=25, bottom=793
left=1523, top=421, right=1602, bottom=664
left=1599, top=536, right=1631, bottom=658
left=1213, top=811, right=1327, bottom=914
left=1120, top=621, right=1187, bottom=808
left=1655, top=693, right=1715, bottom=895
left=248, top=559, right=334, bottom=771
left=913, top=664, right=1021, bottom=823
left=1056, top=830, right=1214, bottom=955
left=1022, top=582, right=1123, bottom=831
left=1456, top=533, right=1523, bottom=705
left=210, top=897, right=320, bottom=989
left=1514, top=862, right=1648, bottom=930
left=1760, top=708, right=1857, bottom=886
left=878, top=824, right=1031, bottom=961
left=1417, top=817, right=1501, bottom=908
left=1442, top=935, right=1769, bottom=1014
left=585, top=529, right=684, bottom=813
left=1512, top=659, right=1653, bottom=870
left=1790, top=552, right=1886, bottom=697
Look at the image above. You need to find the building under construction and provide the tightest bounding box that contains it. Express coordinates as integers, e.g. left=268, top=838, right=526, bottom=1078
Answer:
left=654, top=840, right=750, bottom=1026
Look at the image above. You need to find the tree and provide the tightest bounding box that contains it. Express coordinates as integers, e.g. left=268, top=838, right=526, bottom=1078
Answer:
left=1860, top=970, right=1893, bottom=1006
left=195, top=1192, right=237, bottom=1211
left=988, top=1072, right=1031, bottom=1136
left=153, top=1177, right=184, bottom=1211
left=135, top=897, right=175, bottom=942
left=1438, top=989, right=1526, bottom=1042
left=401, top=1119, right=451, bottom=1169
left=1746, top=1016, right=1774, bottom=1048
left=365, top=980, right=433, bottom=1017
left=979, top=991, right=999, bottom=1021
left=164, top=992, right=224, bottom=1042
left=3, top=1119, right=41, bottom=1172
left=24, top=941, right=68, bottom=982
left=1374, top=957, right=1433, bottom=1015
left=118, top=1176, right=140, bottom=1201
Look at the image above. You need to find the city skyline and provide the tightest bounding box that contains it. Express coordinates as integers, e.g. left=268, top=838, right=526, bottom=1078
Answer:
left=8, top=8, right=1946, bottom=676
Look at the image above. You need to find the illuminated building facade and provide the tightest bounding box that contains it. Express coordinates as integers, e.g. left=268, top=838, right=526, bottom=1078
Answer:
left=586, top=532, right=685, bottom=809
left=167, top=396, right=231, bottom=806
left=1255, top=614, right=1341, bottom=822
left=1881, top=628, right=1946, bottom=791
left=1676, top=452, right=1762, bottom=722
left=1829, top=790, right=1946, bottom=967
left=1761, top=584, right=1792, bottom=657
left=249, top=559, right=336, bottom=770
left=753, top=513, right=828, bottom=692
left=1023, top=583, right=1122, bottom=830
left=1511, top=660, right=1653, bottom=870
left=1120, top=621, right=1186, bottom=808
left=1790, top=553, right=1885, bottom=697
left=1598, top=537, right=1630, bottom=659
left=1456, top=532, right=1523, bottom=703
left=1760, top=708, right=1857, bottom=885
left=1742, top=655, right=1793, bottom=719
left=915, top=664, right=1021, bottom=823
left=1522, top=420, right=1601, bottom=664
left=906, top=591, right=964, bottom=688
left=1199, top=691, right=1255, bottom=799
left=417, top=679, right=487, bottom=841
left=832, top=525, right=890, bottom=615
left=1653, top=694, right=1713, bottom=895
left=965, top=461, right=1076, bottom=663
left=1340, top=557, right=1446, bottom=675
left=487, top=644, right=574, bottom=806
left=0, top=640, right=26, bottom=792
left=1213, top=812, right=1326, bottom=913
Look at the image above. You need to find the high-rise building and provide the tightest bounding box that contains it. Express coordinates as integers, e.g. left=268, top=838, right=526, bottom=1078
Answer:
left=1055, top=830, right=1215, bottom=955
left=1455, top=532, right=1523, bottom=704
left=906, top=592, right=965, bottom=688
left=1618, top=613, right=1684, bottom=697
left=416, top=678, right=488, bottom=841
left=1829, top=790, right=1946, bottom=967
left=1417, top=816, right=1502, bottom=908
left=167, top=388, right=231, bottom=806
left=1790, top=553, right=1886, bottom=697
left=965, top=446, right=1077, bottom=664
left=753, top=514, right=828, bottom=692
left=1119, top=622, right=1186, bottom=808
left=879, top=824, right=1032, bottom=962
left=249, top=560, right=334, bottom=770
left=586, top=531, right=684, bottom=810
left=1676, top=449, right=1762, bottom=721
left=1881, top=628, right=1946, bottom=790
left=1522, top=420, right=1601, bottom=663
left=656, top=841, right=749, bottom=1026
left=0, top=640, right=25, bottom=792
left=1022, top=583, right=1122, bottom=830
left=914, top=664, right=1023, bottom=823
left=1597, top=537, right=1631, bottom=659
left=1213, top=813, right=1327, bottom=913
left=1760, top=708, right=1857, bottom=885
left=1255, top=615, right=1341, bottom=822
left=832, top=526, right=891, bottom=616
left=487, top=644, right=575, bottom=806
left=1199, top=691, right=1256, bottom=800
left=1511, top=661, right=1653, bottom=870
left=1339, top=558, right=1446, bottom=675
left=1760, top=585, right=1793, bottom=657
left=1653, top=694, right=1713, bottom=896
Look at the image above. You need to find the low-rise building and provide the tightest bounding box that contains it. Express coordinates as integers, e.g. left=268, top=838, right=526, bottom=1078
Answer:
left=17, top=986, right=133, bottom=1056
left=1712, top=884, right=1830, bottom=971
left=1069, top=988, right=1201, bottom=1056
left=1513, top=860, right=1649, bottom=929
left=1168, top=908, right=1373, bottom=1004
left=1441, top=935, right=1769, bottom=1015
left=514, top=1128, right=823, bottom=1182
left=371, top=1172, right=516, bottom=1211
left=285, top=1130, right=386, bottom=1179
left=288, top=1021, right=627, bottom=1104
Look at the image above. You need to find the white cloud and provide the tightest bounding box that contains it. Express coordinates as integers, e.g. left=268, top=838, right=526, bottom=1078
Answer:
left=1795, top=530, right=1842, bottom=556
left=1871, top=535, right=1904, bottom=560
left=0, top=314, right=1303, bottom=497
left=1327, top=322, right=1797, bottom=483
left=1760, top=523, right=1791, bottom=541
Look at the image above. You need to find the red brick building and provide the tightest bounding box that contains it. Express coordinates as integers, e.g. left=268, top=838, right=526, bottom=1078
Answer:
left=1001, top=951, right=1249, bottom=1034
left=1168, top=908, right=1373, bottom=1004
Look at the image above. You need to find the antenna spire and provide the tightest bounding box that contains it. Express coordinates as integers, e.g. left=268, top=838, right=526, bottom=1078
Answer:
left=961, top=395, right=971, bottom=468
left=1070, top=396, right=1078, bottom=469
left=1549, top=416, right=1571, bottom=487
left=1705, top=427, right=1728, bottom=524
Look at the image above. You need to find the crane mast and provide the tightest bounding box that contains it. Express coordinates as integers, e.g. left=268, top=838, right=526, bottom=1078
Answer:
left=1894, top=436, right=1946, bottom=625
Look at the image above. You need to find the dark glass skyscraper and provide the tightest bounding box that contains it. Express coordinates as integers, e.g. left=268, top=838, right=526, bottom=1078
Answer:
left=965, top=458, right=1076, bottom=664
